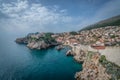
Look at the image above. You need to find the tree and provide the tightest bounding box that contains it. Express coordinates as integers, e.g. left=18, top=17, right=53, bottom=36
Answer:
left=70, top=31, right=78, bottom=35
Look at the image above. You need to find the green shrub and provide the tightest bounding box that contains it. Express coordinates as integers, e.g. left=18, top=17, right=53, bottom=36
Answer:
left=69, top=31, right=78, bottom=35
left=100, top=56, right=120, bottom=80
left=42, top=33, right=56, bottom=43
left=99, top=55, right=106, bottom=63
left=87, top=51, right=95, bottom=59
left=110, top=35, right=116, bottom=38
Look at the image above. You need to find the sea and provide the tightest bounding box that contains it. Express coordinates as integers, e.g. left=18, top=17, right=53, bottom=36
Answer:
left=0, top=33, right=82, bottom=80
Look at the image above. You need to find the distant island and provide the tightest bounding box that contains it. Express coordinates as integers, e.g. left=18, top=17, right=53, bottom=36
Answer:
left=16, top=15, right=120, bottom=80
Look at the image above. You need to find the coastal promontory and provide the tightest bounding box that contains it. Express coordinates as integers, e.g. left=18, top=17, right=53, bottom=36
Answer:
left=16, top=32, right=60, bottom=49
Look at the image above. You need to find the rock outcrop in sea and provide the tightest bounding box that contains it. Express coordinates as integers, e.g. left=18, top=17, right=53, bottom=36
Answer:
left=66, top=50, right=75, bottom=56
left=15, top=37, right=28, bottom=44
left=15, top=32, right=60, bottom=49
left=56, top=45, right=64, bottom=50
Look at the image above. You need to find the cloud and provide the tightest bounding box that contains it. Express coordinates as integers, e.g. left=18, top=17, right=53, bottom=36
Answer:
left=0, top=0, right=120, bottom=34
left=0, top=0, right=73, bottom=33
left=0, top=0, right=29, bottom=19
left=77, top=0, right=120, bottom=28
left=94, top=0, right=120, bottom=21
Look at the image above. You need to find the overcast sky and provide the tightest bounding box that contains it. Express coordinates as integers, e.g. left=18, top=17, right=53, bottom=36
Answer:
left=0, top=0, right=120, bottom=34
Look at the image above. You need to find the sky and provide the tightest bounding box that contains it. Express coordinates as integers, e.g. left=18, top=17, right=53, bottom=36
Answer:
left=0, top=0, right=120, bottom=35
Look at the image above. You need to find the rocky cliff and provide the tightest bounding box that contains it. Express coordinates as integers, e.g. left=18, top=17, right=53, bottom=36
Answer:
left=75, top=51, right=111, bottom=80
left=15, top=32, right=59, bottom=49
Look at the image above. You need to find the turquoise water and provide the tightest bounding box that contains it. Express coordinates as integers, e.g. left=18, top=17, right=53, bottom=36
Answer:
left=0, top=34, right=82, bottom=80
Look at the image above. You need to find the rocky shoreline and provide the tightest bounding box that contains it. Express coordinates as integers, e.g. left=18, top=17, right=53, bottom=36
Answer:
left=74, top=51, right=111, bottom=80
left=64, top=45, right=111, bottom=79
left=15, top=33, right=60, bottom=49
left=67, top=45, right=120, bottom=80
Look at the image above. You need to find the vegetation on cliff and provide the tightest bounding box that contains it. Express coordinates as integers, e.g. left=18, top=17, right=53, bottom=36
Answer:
left=70, top=31, right=78, bottom=35
left=99, top=55, right=120, bottom=80
left=75, top=51, right=111, bottom=80
left=16, top=32, right=58, bottom=49
left=43, top=33, right=56, bottom=43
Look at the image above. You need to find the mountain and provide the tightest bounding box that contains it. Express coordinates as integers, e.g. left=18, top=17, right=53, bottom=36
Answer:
left=80, top=15, right=120, bottom=31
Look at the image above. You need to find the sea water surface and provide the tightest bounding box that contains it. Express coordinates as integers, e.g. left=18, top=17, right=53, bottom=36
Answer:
left=0, top=33, right=82, bottom=80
